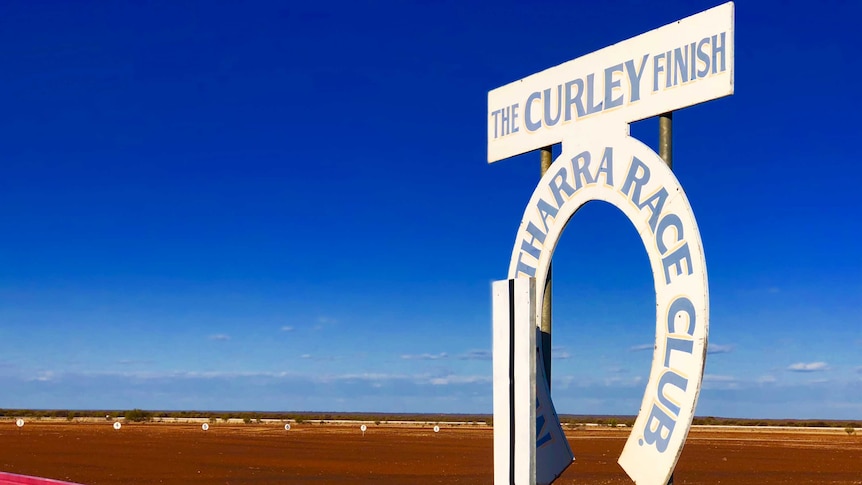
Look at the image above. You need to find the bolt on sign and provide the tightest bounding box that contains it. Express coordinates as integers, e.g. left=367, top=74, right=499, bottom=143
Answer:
left=489, top=3, right=733, bottom=485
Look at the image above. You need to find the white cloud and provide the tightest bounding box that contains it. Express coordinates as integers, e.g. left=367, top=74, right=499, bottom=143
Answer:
left=208, top=334, right=230, bottom=341
left=300, top=354, right=312, bottom=359
left=400, top=352, right=448, bottom=361
left=787, top=362, right=829, bottom=372
left=707, top=343, right=733, bottom=354
left=702, top=374, right=739, bottom=390
left=280, top=326, right=294, bottom=332
left=629, top=343, right=653, bottom=352
left=704, top=374, right=736, bottom=382
left=458, top=350, right=491, bottom=360
left=313, top=316, right=337, bottom=330
left=601, top=375, right=643, bottom=387
left=552, top=351, right=572, bottom=360
left=31, top=371, right=55, bottom=382
left=426, top=375, right=490, bottom=386
left=116, top=359, right=153, bottom=366
left=757, top=375, right=777, bottom=384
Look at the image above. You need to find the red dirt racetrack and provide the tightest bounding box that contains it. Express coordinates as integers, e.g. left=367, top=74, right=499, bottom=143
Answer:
left=1, top=422, right=860, bottom=484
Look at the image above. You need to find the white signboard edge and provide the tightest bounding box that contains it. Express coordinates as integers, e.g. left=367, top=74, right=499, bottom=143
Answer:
left=488, top=1, right=734, bottom=163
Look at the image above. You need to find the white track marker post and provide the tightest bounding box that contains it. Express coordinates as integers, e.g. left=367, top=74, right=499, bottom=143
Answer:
left=360, top=424, right=367, bottom=437
left=493, top=277, right=537, bottom=485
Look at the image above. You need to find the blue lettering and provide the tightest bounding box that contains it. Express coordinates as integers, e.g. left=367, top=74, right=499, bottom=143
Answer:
left=658, top=370, right=688, bottom=416
left=596, top=147, right=614, bottom=186
left=696, top=37, right=711, bottom=77
left=664, top=336, right=694, bottom=367
left=571, top=151, right=596, bottom=190
left=585, top=73, right=603, bottom=114
left=667, top=297, right=696, bottom=336
left=664, top=51, right=672, bottom=88
left=673, top=46, right=689, bottom=86
left=564, top=79, right=586, bottom=121
left=548, top=166, right=576, bottom=207
left=653, top=53, right=665, bottom=92
left=712, top=32, right=727, bottom=74
left=656, top=213, right=683, bottom=254
left=520, top=222, right=546, bottom=260
left=491, top=109, right=501, bottom=138
left=501, top=106, right=511, bottom=136
left=621, top=156, right=650, bottom=206
left=662, top=243, right=693, bottom=284
left=643, top=403, right=675, bottom=453
left=543, top=85, right=562, bottom=127
left=689, top=41, right=697, bottom=81
left=603, top=63, right=624, bottom=109
left=511, top=104, right=519, bottom=134
left=515, top=253, right=537, bottom=278
left=525, top=92, right=542, bottom=132
left=625, top=55, right=649, bottom=102
left=536, top=198, right=558, bottom=234
left=536, top=412, right=552, bottom=448
left=637, top=188, right=669, bottom=232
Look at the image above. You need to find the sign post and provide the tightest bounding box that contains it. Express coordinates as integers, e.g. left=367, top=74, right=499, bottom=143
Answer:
left=489, top=3, right=733, bottom=484
left=539, top=145, right=553, bottom=389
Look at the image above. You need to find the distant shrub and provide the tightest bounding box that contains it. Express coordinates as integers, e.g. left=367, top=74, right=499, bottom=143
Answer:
left=846, top=426, right=856, bottom=436
left=125, top=409, right=152, bottom=422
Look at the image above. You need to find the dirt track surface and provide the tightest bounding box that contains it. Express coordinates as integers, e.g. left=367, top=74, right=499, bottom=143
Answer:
left=1, top=422, right=861, bottom=484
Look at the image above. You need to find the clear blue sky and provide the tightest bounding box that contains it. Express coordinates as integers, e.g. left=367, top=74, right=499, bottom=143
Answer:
left=1, top=0, right=859, bottom=420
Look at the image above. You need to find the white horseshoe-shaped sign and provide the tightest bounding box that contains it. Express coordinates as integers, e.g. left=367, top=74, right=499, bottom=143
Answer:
left=507, top=132, right=708, bottom=485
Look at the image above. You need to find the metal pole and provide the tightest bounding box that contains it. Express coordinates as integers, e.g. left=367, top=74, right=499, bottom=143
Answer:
left=659, top=111, right=673, bottom=485
left=659, top=112, right=673, bottom=169
left=540, top=145, right=553, bottom=388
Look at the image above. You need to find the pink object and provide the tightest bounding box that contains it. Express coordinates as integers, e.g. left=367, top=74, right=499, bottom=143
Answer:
left=0, top=472, right=84, bottom=485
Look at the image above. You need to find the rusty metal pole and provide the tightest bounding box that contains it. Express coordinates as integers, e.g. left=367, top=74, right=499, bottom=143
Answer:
left=540, top=145, right=553, bottom=389
left=659, top=111, right=673, bottom=485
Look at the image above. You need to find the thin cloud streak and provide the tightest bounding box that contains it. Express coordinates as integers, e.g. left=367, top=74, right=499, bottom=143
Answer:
left=400, top=353, right=448, bottom=361
left=707, top=343, right=733, bottom=354
left=458, top=350, right=491, bottom=360
left=787, top=362, right=829, bottom=372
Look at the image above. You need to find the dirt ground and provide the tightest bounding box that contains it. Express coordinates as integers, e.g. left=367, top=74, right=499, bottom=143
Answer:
left=1, top=422, right=860, bottom=484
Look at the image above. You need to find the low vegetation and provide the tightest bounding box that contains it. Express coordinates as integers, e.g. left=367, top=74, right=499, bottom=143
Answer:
left=0, top=409, right=858, bottom=430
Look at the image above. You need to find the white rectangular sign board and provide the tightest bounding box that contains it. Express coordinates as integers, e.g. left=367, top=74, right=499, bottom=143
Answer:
left=488, top=2, right=734, bottom=163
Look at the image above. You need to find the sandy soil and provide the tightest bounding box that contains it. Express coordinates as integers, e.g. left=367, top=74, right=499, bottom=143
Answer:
left=1, top=422, right=860, bottom=484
